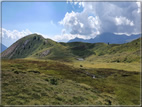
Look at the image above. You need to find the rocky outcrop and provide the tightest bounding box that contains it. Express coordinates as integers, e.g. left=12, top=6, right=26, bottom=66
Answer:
left=40, top=49, right=50, bottom=57
left=22, top=40, right=30, bottom=48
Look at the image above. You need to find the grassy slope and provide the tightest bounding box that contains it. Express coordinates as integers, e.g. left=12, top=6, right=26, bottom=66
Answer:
left=2, top=34, right=140, bottom=63
left=1, top=59, right=140, bottom=105
left=68, top=38, right=140, bottom=72
left=2, top=70, right=104, bottom=105
left=2, top=34, right=76, bottom=62
left=1, top=34, right=46, bottom=59
left=1, top=35, right=141, bottom=105
left=67, top=37, right=141, bottom=63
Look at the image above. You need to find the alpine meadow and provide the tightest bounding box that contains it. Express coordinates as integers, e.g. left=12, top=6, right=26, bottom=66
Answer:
left=1, top=1, right=141, bottom=106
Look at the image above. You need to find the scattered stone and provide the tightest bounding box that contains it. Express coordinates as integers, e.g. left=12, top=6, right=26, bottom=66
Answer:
left=92, top=75, right=96, bottom=79
left=77, top=58, right=84, bottom=61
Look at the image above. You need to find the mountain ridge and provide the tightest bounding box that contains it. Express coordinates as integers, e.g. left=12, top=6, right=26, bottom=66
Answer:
left=2, top=33, right=141, bottom=63
left=68, top=32, right=141, bottom=44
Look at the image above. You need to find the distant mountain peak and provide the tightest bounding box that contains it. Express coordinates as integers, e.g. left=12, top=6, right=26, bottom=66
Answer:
left=1, top=43, right=7, bottom=52
left=68, top=32, right=140, bottom=44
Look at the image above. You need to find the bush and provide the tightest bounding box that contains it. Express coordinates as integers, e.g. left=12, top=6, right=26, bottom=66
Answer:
left=28, top=70, right=40, bottom=74
left=50, top=78, right=58, bottom=85
left=14, top=71, right=19, bottom=74
left=45, top=78, right=49, bottom=82
left=105, top=99, right=111, bottom=105
left=43, top=42, right=46, bottom=45
left=98, top=52, right=105, bottom=56
left=38, top=37, right=40, bottom=41
left=33, top=36, right=36, bottom=40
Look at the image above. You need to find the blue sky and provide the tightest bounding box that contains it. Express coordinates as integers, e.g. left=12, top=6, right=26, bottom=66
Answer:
left=1, top=1, right=141, bottom=47
left=2, top=2, right=83, bottom=35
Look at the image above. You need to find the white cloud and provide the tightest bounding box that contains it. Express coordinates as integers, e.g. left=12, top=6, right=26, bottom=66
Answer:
left=61, top=29, right=66, bottom=35
left=1, top=28, right=54, bottom=46
left=1, top=28, right=32, bottom=40
left=60, top=2, right=141, bottom=38
left=72, top=0, right=85, bottom=8
left=115, top=16, right=134, bottom=26
left=80, top=22, right=84, bottom=28
left=114, top=32, right=140, bottom=36
left=59, top=11, right=101, bottom=38
left=1, top=28, right=53, bottom=40
left=59, top=11, right=77, bottom=29
left=136, top=2, right=141, bottom=13
left=34, top=32, right=51, bottom=39
left=78, top=2, right=84, bottom=7
left=53, top=33, right=91, bottom=42
left=74, top=2, right=78, bottom=5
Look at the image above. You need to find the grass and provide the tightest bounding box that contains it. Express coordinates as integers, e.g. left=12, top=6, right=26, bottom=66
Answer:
left=1, top=61, right=104, bottom=105
left=72, top=60, right=140, bottom=72
left=1, top=59, right=140, bottom=105
left=2, top=34, right=140, bottom=64
left=1, top=36, right=141, bottom=105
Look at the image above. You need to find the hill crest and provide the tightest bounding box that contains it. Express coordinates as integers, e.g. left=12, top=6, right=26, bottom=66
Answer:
left=2, top=34, right=141, bottom=63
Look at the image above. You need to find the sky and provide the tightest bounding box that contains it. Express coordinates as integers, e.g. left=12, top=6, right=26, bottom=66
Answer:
left=1, top=1, right=141, bottom=47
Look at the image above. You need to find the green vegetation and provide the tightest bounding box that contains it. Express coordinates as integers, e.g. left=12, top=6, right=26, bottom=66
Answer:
left=1, top=59, right=140, bottom=105
left=1, top=34, right=141, bottom=105
left=1, top=34, right=141, bottom=63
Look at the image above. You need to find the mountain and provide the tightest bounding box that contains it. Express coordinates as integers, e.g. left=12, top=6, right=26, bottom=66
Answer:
left=68, top=32, right=141, bottom=44
left=1, top=34, right=140, bottom=105
left=1, top=43, right=7, bottom=52
left=1, top=33, right=141, bottom=63
left=1, top=33, right=75, bottom=61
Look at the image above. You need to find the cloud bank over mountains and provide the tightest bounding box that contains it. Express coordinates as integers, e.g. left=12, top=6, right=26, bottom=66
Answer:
left=59, top=1, right=141, bottom=40
left=1, top=28, right=32, bottom=40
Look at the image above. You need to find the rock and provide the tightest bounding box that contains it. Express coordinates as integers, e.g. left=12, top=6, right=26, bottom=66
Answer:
left=40, top=49, right=50, bottom=57
left=77, top=58, right=84, bottom=61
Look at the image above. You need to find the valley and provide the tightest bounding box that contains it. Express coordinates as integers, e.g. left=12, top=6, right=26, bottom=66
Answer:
left=1, top=34, right=141, bottom=105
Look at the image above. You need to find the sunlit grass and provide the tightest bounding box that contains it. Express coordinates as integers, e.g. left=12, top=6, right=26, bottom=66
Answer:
left=1, top=59, right=140, bottom=105
left=72, top=60, right=140, bottom=72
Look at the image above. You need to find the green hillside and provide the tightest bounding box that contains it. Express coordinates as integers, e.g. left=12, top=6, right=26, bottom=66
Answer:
left=2, top=34, right=46, bottom=59
left=2, top=34, right=141, bottom=63
left=1, top=34, right=75, bottom=61
left=85, top=38, right=141, bottom=63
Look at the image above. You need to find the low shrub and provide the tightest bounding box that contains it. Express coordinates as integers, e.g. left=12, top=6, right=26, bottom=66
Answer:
left=45, top=78, right=49, bottom=82
left=50, top=78, right=58, bottom=85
